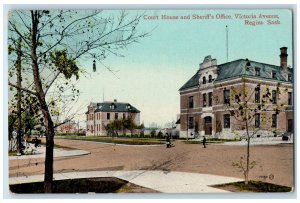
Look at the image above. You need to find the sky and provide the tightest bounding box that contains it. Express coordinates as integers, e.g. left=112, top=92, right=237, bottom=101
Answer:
left=71, top=9, right=293, bottom=127
left=6, top=9, right=293, bottom=128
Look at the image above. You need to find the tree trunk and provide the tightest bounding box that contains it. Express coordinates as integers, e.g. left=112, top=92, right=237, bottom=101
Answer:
left=245, top=126, right=250, bottom=185
left=16, top=37, right=23, bottom=155
left=31, top=11, right=55, bottom=193
left=244, top=78, right=250, bottom=185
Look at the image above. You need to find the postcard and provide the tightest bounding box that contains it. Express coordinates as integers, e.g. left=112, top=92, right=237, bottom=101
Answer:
left=7, top=8, right=294, bottom=195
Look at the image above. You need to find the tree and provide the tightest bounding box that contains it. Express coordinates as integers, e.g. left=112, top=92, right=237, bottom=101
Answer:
left=150, top=129, right=156, bottom=138
left=8, top=84, right=41, bottom=151
left=106, top=117, right=138, bottom=137
left=8, top=10, right=149, bottom=192
left=224, top=75, right=286, bottom=184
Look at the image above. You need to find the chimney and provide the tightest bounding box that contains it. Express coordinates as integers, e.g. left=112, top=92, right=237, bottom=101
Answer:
left=280, top=47, right=288, bottom=69
left=114, top=99, right=117, bottom=102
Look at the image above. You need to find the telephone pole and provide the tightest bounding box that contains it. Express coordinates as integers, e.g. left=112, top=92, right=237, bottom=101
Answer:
left=226, top=25, right=229, bottom=62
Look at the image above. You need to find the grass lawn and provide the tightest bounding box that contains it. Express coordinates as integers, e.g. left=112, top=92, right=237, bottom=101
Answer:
left=212, top=180, right=292, bottom=192
left=55, top=135, right=165, bottom=145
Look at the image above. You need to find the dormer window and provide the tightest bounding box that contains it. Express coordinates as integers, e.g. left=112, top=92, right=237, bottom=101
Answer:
left=202, top=77, right=206, bottom=84
left=255, top=68, right=260, bottom=76
left=288, top=74, right=292, bottom=81
left=110, top=104, right=116, bottom=110
left=126, top=104, right=131, bottom=109
left=272, top=71, right=277, bottom=79
left=208, top=75, right=212, bottom=83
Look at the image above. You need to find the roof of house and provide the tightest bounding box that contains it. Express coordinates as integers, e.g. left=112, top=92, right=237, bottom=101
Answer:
left=179, top=70, right=200, bottom=91
left=179, top=58, right=293, bottom=91
left=215, top=59, right=292, bottom=82
left=86, top=102, right=140, bottom=114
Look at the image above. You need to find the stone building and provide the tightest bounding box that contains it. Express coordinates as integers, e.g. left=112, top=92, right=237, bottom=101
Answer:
left=179, top=47, right=293, bottom=139
left=85, top=100, right=140, bottom=136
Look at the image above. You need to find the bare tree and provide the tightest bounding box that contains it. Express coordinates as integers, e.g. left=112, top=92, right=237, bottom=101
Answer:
left=8, top=9, right=149, bottom=192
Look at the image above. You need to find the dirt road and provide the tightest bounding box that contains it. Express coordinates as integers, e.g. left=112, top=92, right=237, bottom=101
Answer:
left=9, top=139, right=294, bottom=187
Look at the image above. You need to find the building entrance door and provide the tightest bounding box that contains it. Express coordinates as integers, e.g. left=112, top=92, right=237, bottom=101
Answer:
left=287, top=119, right=293, bottom=133
left=204, top=117, right=212, bottom=135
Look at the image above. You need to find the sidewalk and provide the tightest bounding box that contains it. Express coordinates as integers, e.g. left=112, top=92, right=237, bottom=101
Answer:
left=222, top=139, right=293, bottom=146
left=192, top=137, right=293, bottom=146
left=9, top=144, right=90, bottom=160
left=9, top=170, right=242, bottom=193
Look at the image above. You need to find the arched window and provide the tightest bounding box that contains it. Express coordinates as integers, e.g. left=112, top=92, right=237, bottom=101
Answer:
left=202, top=77, right=206, bottom=84
left=208, top=75, right=212, bottom=83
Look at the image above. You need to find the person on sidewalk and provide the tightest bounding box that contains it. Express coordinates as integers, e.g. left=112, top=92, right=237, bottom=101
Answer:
left=203, top=136, right=207, bottom=148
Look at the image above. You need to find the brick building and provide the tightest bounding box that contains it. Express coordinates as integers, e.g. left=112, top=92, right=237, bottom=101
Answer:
left=57, top=121, right=78, bottom=134
left=179, top=47, right=293, bottom=139
left=86, top=100, right=140, bottom=136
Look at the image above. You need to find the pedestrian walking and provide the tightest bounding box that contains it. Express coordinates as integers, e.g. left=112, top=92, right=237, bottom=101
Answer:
left=203, top=136, right=207, bottom=148
left=166, top=133, right=171, bottom=148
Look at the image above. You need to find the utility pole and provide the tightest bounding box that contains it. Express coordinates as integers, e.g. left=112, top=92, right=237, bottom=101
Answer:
left=226, top=25, right=229, bottom=62
left=77, top=119, right=79, bottom=136
left=16, top=37, right=23, bottom=155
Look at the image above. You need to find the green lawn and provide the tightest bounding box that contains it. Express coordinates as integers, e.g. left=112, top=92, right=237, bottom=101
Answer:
left=55, top=135, right=165, bottom=145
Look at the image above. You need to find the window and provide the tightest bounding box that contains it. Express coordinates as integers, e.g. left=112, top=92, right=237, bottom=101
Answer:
left=123, top=113, right=126, bottom=119
left=188, top=117, right=194, bottom=129
left=272, top=90, right=277, bottom=104
left=203, top=93, right=207, bottom=107
left=255, top=87, right=260, bottom=103
left=107, top=113, right=110, bottom=120
left=202, top=77, right=206, bottom=84
left=224, top=114, right=230, bottom=128
left=115, top=113, right=118, bottom=120
left=208, top=75, right=212, bottom=83
left=255, top=113, right=260, bottom=128
left=272, top=71, right=277, bottom=79
left=255, top=68, right=260, bottom=76
left=288, top=74, right=292, bottom=81
left=188, top=96, right=194, bottom=108
left=224, top=89, right=230, bottom=105
left=272, top=114, right=277, bottom=128
left=208, top=92, right=213, bottom=106
left=288, top=92, right=292, bottom=105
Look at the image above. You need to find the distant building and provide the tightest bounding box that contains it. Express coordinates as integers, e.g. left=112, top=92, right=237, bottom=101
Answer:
left=179, top=47, right=293, bottom=139
left=86, top=100, right=140, bottom=136
left=57, top=121, right=78, bottom=134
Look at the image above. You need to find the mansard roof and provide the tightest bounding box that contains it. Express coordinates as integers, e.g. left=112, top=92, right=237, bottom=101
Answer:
left=86, top=101, right=140, bottom=114
left=179, top=58, right=293, bottom=91
left=215, top=59, right=293, bottom=82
